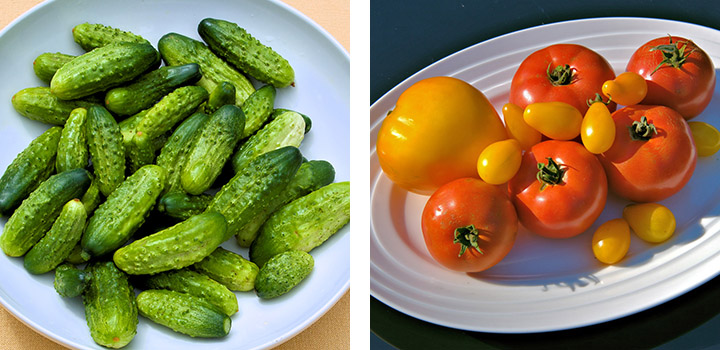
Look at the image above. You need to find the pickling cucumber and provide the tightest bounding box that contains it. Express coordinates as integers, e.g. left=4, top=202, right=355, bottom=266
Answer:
left=193, top=247, right=259, bottom=292
left=54, top=263, right=90, bottom=298
left=135, top=85, right=209, bottom=141
left=156, top=112, right=210, bottom=193
left=72, top=22, right=150, bottom=51
left=56, top=107, right=88, bottom=172
left=86, top=105, right=125, bottom=197
left=157, top=191, right=213, bottom=221
left=271, top=108, right=312, bottom=134
left=254, top=250, right=314, bottom=299
left=240, top=85, right=276, bottom=138
left=136, top=289, right=231, bottom=338
left=231, top=110, right=304, bottom=173
left=33, top=52, right=75, bottom=83
left=204, top=81, right=236, bottom=114
left=11, top=87, right=96, bottom=125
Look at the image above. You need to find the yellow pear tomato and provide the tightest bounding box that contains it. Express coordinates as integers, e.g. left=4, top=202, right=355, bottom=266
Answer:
left=376, top=76, right=507, bottom=194
left=477, top=139, right=522, bottom=185
left=688, top=121, right=720, bottom=157
left=623, top=203, right=676, bottom=243
left=523, top=101, right=583, bottom=140
left=502, top=103, right=542, bottom=151
left=592, top=218, right=631, bottom=264
left=602, top=72, right=648, bottom=106
left=581, top=101, right=616, bottom=154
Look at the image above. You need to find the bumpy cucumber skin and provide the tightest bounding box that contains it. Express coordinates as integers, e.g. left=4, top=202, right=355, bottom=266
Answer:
left=24, top=199, right=87, bottom=274
left=156, top=112, right=210, bottom=193
left=82, top=165, right=167, bottom=257
left=250, top=181, right=350, bottom=267
left=113, top=211, right=227, bottom=275
left=198, top=18, right=295, bottom=88
left=56, top=108, right=88, bottom=173
left=271, top=108, right=312, bottom=134
left=241, top=85, right=276, bottom=138
left=158, top=32, right=255, bottom=105
left=86, top=106, right=125, bottom=197
left=205, top=81, right=236, bottom=114
left=0, top=169, right=91, bottom=257
left=54, top=263, right=90, bottom=298
left=51, top=42, right=159, bottom=100
left=193, top=247, right=259, bottom=292
left=136, top=289, right=231, bottom=338
left=136, top=85, right=209, bottom=141
left=254, top=250, right=314, bottom=299
left=105, top=63, right=202, bottom=116
left=83, top=261, right=138, bottom=349
left=33, top=52, right=75, bottom=83
left=231, top=110, right=304, bottom=173
left=11, top=87, right=96, bottom=125
left=157, top=191, right=213, bottom=221
left=206, top=146, right=303, bottom=245
left=181, top=105, right=245, bottom=195
left=80, top=177, right=103, bottom=215
left=0, top=126, right=61, bottom=215
left=72, top=22, right=149, bottom=51
left=138, top=268, right=238, bottom=316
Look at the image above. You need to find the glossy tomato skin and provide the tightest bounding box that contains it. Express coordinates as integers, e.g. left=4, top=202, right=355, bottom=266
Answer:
left=626, top=36, right=715, bottom=119
left=597, top=105, right=696, bottom=202
left=508, top=140, right=607, bottom=239
left=509, top=44, right=616, bottom=115
left=421, top=178, right=518, bottom=272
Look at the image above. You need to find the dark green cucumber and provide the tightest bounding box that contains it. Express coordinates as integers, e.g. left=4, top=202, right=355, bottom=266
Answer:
left=231, top=110, right=304, bottom=173
left=158, top=32, right=255, bottom=104
left=11, top=87, right=96, bottom=125
left=250, top=181, right=350, bottom=267
left=156, top=112, right=210, bottom=193
left=24, top=199, right=87, bottom=274
left=54, top=263, right=90, bottom=298
left=33, top=52, right=75, bottom=83
left=193, top=247, right=259, bottom=292
left=136, top=289, right=231, bottom=338
left=181, top=105, right=245, bottom=195
left=204, top=81, right=236, bottom=114
left=271, top=108, right=312, bottom=134
left=82, top=165, right=166, bottom=257
left=157, top=191, right=213, bottom=221
left=86, top=105, right=125, bottom=197
left=72, top=22, right=150, bottom=51
left=113, top=211, right=226, bottom=275
left=80, top=176, right=103, bottom=215
left=254, top=250, right=313, bottom=299
left=83, top=261, right=138, bottom=348
left=0, top=169, right=91, bottom=257
left=56, top=107, right=88, bottom=172
left=135, top=85, right=209, bottom=141
left=137, top=268, right=238, bottom=316
left=51, top=42, right=159, bottom=100
left=105, top=63, right=202, bottom=116
left=198, top=18, right=295, bottom=88
left=206, top=146, right=303, bottom=245
left=240, top=85, right=276, bottom=138
left=0, top=126, right=61, bottom=215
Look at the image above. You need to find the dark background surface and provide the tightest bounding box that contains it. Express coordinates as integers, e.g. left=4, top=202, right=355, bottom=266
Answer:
left=370, top=1, right=720, bottom=349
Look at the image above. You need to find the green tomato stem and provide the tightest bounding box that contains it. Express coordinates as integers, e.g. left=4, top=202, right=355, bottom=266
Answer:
left=628, top=116, right=657, bottom=141
left=547, top=64, right=575, bottom=86
left=453, top=225, right=484, bottom=257
left=649, top=35, right=696, bottom=74
left=536, top=157, right=566, bottom=191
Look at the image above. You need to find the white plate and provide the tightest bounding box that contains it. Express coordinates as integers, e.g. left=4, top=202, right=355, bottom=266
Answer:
left=370, top=17, right=720, bottom=333
left=0, top=0, right=349, bottom=349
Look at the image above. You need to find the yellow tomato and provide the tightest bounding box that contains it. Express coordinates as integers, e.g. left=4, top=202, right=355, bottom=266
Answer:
left=523, top=101, right=582, bottom=140
left=376, top=77, right=507, bottom=194
left=502, top=103, right=542, bottom=151
left=602, top=72, right=648, bottom=106
left=477, top=139, right=522, bottom=185
left=623, top=203, right=676, bottom=243
left=592, top=218, right=631, bottom=264
left=581, top=102, right=616, bottom=154
left=688, top=121, right=720, bottom=157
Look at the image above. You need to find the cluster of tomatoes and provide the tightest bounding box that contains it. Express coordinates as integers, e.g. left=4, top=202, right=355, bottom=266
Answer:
left=376, top=35, right=719, bottom=272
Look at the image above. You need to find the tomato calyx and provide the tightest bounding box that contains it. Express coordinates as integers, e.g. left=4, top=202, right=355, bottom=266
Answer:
left=587, top=92, right=611, bottom=107
left=546, top=63, right=575, bottom=86
left=453, top=225, right=485, bottom=257
left=649, top=35, right=697, bottom=74
left=536, top=157, right=566, bottom=191
left=628, top=116, right=658, bottom=141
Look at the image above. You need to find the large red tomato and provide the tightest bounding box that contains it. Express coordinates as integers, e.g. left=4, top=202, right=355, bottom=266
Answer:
left=626, top=35, right=715, bottom=119
left=509, top=44, right=616, bottom=115
left=508, top=140, right=607, bottom=239
left=597, top=105, right=696, bottom=202
left=421, top=178, right=517, bottom=272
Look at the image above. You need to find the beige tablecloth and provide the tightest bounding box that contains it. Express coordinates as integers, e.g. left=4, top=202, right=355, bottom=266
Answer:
left=0, top=0, right=350, bottom=349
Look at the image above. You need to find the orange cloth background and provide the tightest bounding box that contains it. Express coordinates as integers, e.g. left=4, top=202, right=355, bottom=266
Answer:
left=0, top=0, right=350, bottom=349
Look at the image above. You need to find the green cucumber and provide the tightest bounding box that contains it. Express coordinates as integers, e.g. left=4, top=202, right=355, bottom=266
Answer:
left=254, top=250, right=313, bottom=299
left=193, top=247, right=259, bottom=292
left=231, top=110, right=304, bottom=173
left=0, top=169, right=91, bottom=257
left=56, top=107, right=88, bottom=172
left=198, top=18, right=295, bottom=88
left=83, top=261, right=138, bottom=348
left=51, top=42, right=159, bottom=100
left=240, top=85, right=276, bottom=138
left=156, top=112, right=210, bottom=193
left=250, top=181, right=350, bottom=267
left=11, top=87, right=96, bottom=125
left=136, top=289, right=231, bottom=338
left=54, top=263, right=90, bottom=298
left=205, top=146, right=303, bottom=244
left=82, top=165, right=166, bottom=257
left=33, top=52, right=75, bottom=83
left=135, top=85, right=209, bottom=141
left=0, top=126, right=61, bottom=215
left=72, top=22, right=150, bottom=51
left=24, top=199, right=87, bottom=274
left=271, top=108, right=312, bottom=134
left=113, top=211, right=226, bottom=275
left=65, top=243, right=90, bottom=265
left=80, top=176, right=103, bottom=215
left=137, top=268, right=238, bottom=316
left=157, top=191, right=213, bottom=221
left=204, top=81, right=236, bottom=114
left=86, top=105, right=125, bottom=197
left=181, top=105, right=245, bottom=195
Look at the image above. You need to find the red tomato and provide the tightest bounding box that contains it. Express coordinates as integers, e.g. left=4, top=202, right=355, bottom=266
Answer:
left=421, top=178, right=517, bottom=272
left=597, top=105, right=696, bottom=202
left=626, top=35, right=715, bottom=119
left=509, top=44, right=616, bottom=115
left=508, top=140, right=607, bottom=239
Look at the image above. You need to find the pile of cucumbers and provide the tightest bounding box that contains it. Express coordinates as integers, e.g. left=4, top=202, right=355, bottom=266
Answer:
left=0, top=18, right=349, bottom=348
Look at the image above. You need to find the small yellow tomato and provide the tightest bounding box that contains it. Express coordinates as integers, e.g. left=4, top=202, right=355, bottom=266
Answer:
left=523, top=101, right=582, bottom=140
left=502, top=103, right=542, bottom=151
left=592, top=218, right=631, bottom=264
left=581, top=102, right=616, bottom=154
left=602, top=72, right=648, bottom=106
left=688, top=121, right=720, bottom=157
left=623, top=203, right=676, bottom=243
left=476, top=139, right=522, bottom=185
